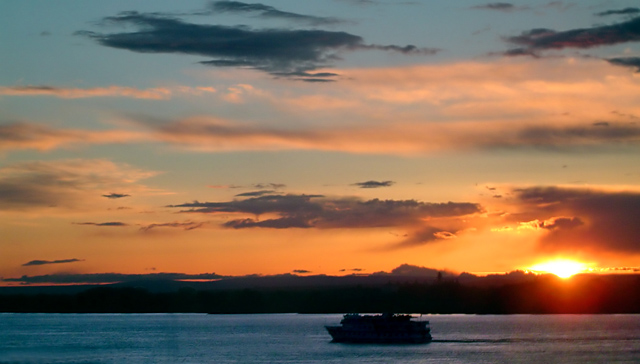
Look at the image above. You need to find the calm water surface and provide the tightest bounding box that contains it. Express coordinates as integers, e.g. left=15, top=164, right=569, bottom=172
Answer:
left=1, top=313, right=639, bottom=363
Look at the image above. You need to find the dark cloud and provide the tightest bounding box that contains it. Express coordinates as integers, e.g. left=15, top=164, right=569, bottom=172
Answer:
left=253, top=183, right=286, bottom=189
left=76, top=11, right=436, bottom=79
left=335, top=0, right=378, bottom=6
left=210, top=1, right=343, bottom=25
left=2, top=272, right=223, bottom=285
left=512, top=186, right=640, bottom=253
left=102, top=193, right=130, bottom=199
left=472, top=3, right=517, bottom=11
left=504, top=16, right=640, bottom=56
left=353, top=180, right=395, bottom=188
left=224, top=216, right=313, bottom=229
left=139, top=221, right=205, bottom=232
left=22, top=258, right=84, bottom=267
left=170, top=193, right=482, bottom=232
left=540, top=216, right=584, bottom=230
left=596, top=8, right=640, bottom=17
left=507, top=122, right=640, bottom=148
left=339, top=268, right=364, bottom=272
left=292, top=269, right=311, bottom=274
left=235, top=190, right=276, bottom=197
left=607, top=57, right=640, bottom=72
left=397, top=226, right=457, bottom=247
left=73, top=221, right=129, bottom=227
left=172, top=194, right=324, bottom=216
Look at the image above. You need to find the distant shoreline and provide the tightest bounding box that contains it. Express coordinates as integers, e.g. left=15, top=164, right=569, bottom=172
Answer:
left=2, top=274, right=639, bottom=315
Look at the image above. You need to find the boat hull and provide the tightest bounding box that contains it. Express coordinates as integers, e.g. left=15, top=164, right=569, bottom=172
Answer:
left=325, top=325, right=432, bottom=344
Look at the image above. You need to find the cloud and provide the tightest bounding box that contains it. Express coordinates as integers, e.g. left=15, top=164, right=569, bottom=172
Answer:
left=76, top=11, right=436, bottom=80
left=73, top=222, right=129, bottom=227
left=504, top=16, right=640, bottom=55
left=607, top=57, right=640, bottom=72
left=102, top=193, right=131, bottom=199
left=292, top=269, right=311, bottom=274
left=170, top=194, right=324, bottom=216
left=224, top=216, right=313, bottom=229
left=139, top=221, right=205, bottom=232
left=539, top=216, right=584, bottom=230
left=210, top=1, right=342, bottom=25
left=0, top=159, right=157, bottom=211
left=2, top=272, right=223, bottom=285
left=144, top=116, right=640, bottom=154
left=472, top=3, right=517, bottom=11
left=0, top=85, right=217, bottom=99
left=353, top=180, right=395, bottom=188
left=0, top=85, right=171, bottom=99
left=22, top=258, right=84, bottom=267
left=235, top=190, right=276, bottom=197
left=596, top=8, right=640, bottom=17
left=5, top=59, right=639, bottom=156
left=0, top=122, right=145, bottom=152
left=170, top=193, right=482, bottom=232
left=253, top=183, right=286, bottom=189
left=511, top=186, right=640, bottom=253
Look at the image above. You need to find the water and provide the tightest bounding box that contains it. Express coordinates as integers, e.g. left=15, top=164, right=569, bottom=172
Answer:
left=1, top=313, right=639, bottom=363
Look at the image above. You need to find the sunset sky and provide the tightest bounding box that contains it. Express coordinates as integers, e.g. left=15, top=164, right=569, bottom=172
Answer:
left=2, top=0, right=640, bottom=285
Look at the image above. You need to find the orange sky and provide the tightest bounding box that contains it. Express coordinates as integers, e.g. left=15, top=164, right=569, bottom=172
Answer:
left=1, top=1, right=640, bottom=285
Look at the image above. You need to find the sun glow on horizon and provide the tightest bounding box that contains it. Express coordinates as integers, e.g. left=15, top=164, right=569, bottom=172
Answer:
left=528, top=259, right=589, bottom=278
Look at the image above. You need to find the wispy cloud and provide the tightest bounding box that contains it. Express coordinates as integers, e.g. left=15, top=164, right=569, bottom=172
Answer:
left=22, top=258, right=84, bottom=267
left=102, top=193, right=131, bottom=199
left=0, top=159, right=157, bottom=211
left=353, top=180, right=395, bottom=188
left=0, top=85, right=171, bottom=99
left=504, top=16, right=640, bottom=56
left=595, top=7, right=640, bottom=17
left=210, top=1, right=343, bottom=25
left=73, top=222, right=129, bottom=227
left=607, top=57, right=640, bottom=72
left=2, top=272, right=223, bottom=285
left=145, top=117, right=640, bottom=154
left=4, top=60, right=639, bottom=155
left=472, top=3, right=518, bottom=12
left=139, top=221, right=205, bottom=232
left=0, top=122, right=146, bottom=152
left=0, top=85, right=216, bottom=99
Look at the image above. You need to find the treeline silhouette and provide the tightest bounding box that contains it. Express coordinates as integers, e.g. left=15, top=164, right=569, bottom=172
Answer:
left=1, top=274, right=639, bottom=314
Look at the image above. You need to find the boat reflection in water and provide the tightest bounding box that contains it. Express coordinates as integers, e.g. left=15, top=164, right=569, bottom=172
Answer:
left=325, top=313, right=432, bottom=344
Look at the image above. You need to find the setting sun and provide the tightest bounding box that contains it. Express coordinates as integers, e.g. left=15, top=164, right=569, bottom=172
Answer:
left=528, top=259, right=588, bottom=279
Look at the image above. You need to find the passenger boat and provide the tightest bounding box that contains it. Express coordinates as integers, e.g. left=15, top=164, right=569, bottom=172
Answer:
left=325, top=313, right=432, bottom=343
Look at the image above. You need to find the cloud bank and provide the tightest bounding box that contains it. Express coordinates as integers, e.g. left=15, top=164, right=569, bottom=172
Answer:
left=169, top=193, right=482, bottom=247
left=511, top=186, right=640, bottom=253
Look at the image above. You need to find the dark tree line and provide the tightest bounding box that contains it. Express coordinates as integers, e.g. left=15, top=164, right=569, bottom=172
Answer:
left=1, top=275, right=639, bottom=314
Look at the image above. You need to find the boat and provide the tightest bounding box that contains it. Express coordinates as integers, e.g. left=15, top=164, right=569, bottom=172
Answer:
left=325, top=313, right=432, bottom=343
